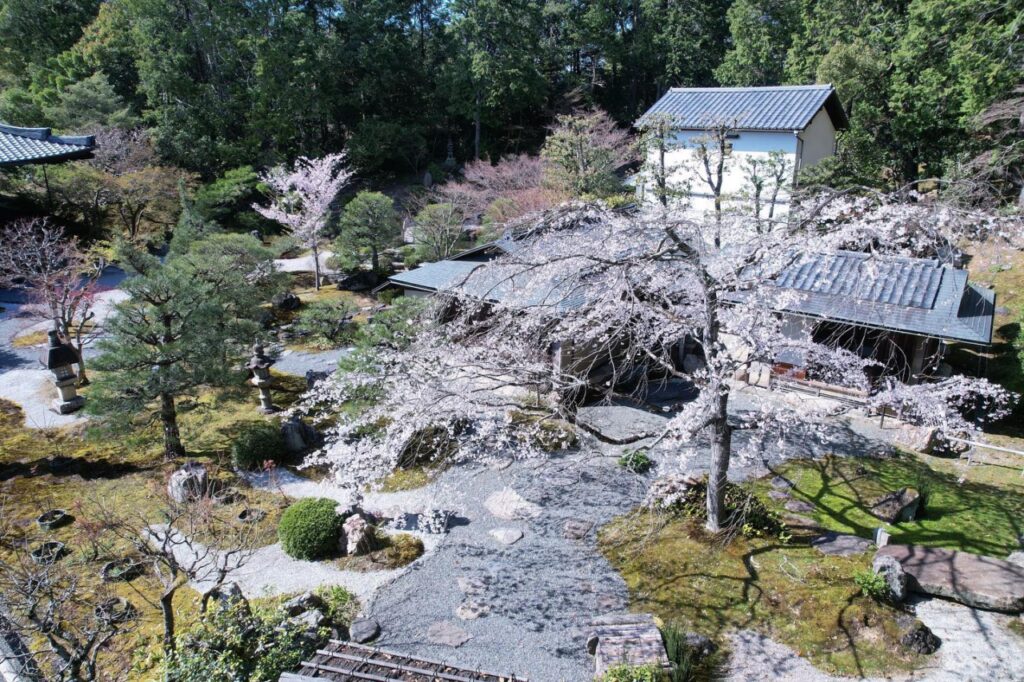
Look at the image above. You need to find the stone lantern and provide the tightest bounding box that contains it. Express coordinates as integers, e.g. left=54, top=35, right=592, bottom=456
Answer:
left=40, top=330, right=84, bottom=414
left=246, top=342, right=277, bottom=414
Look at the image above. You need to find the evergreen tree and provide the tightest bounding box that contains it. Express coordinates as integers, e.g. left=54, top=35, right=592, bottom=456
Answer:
left=87, top=234, right=283, bottom=459
left=337, top=191, right=401, bottom=274
left=715, top=0, right=800, bottom=86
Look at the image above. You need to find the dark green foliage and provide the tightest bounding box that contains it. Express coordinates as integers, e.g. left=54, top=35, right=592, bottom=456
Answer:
left=87, top=234, right=284, bottom=458
left=336, top=191, right=400, bottom=274
left=295, top=300, right=357, bottom=346
left=601, top=664, right=660, bottom=682
left=278, top=498, right=341, bottom=561
left=167, top=603, right=318, bottom=682
left=313, top=585, right=360, bottom=627
left=618, top=449, right=653, bottom=474
left=193, top=166, right=275, bottom=235
left=662, top=477, right=786, bottom=539
left=230, top=422, right=286, bottom=471
left=661, top=624, right=700, bottom=682
left=854, top=570, right=890, bottom=601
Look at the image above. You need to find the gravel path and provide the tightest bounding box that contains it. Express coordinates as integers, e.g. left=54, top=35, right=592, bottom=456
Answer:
left=0, top=369, right=86, bottom=429
left=273, top=347, right=351, bottom=378
left=273, top=251, right=336, bottom=274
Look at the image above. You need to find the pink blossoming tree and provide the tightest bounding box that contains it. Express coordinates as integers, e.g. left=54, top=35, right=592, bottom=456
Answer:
left=303, top=191, right=1016, bottom=532
left=253, top=153, right=352, bottom=290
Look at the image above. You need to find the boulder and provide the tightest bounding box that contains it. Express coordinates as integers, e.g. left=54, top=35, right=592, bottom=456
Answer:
left=876, top=544, right=1024, bottom=612
left=343, top=515, right=373, bottom=556
left=1006, top=550, right=1024, bottom=569
left=167, top=463, right=209, bottom=503
left=282, top=591, right=326, bottom=617
left=872, top=554, right=907, bottom=602
left=870, top=488, right=921, bottom=523
left=305, top=370, right=333, bottom=389
left=287, top=607, right=329, bottom=642
left=207, top=582, right=250, bottom=615
left=682, top=632, right=717, bottom=661
left=896, top=614, right=940, bottom=654
left=272, top=292, right=301, bottom=311
left=348, top=618, right=380, bottom=643
left=894, top=425, right=939, bottom=454
left=281, top=416, right=320, bottom=454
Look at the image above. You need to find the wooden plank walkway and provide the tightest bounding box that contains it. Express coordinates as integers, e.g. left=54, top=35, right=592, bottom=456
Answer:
left=287, top=640, right=527, bottom=682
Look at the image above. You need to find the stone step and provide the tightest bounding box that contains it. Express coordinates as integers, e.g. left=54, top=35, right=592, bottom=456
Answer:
left=876, top=544, right=1024, bottom=613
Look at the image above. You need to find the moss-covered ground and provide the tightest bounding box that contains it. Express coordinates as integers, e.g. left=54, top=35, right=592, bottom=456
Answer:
left=602, top=443, right=1024, bottom=678
left=0, top=371, right=311, bottom=680
left=771, top=452, right=1024, bottom=557
left=600, top=512, right=924, bottom=678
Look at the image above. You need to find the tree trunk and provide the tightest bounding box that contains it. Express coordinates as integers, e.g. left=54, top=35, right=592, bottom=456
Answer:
left=474, top=90, right=482, bottom=161
left=371, top=244, right=380, bottom=274
left=706, top=384, right=732, bottom=532
left=160, top=591, right=176, bottom=653
left=312, top=242, right=322, bottom=291
left=160, top=392, right=185, bottom=459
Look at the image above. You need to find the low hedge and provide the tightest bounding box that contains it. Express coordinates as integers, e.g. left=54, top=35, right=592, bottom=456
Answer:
left=278, top=498, right=341, bottom=560
left=231, top=421, right=287, bottom=471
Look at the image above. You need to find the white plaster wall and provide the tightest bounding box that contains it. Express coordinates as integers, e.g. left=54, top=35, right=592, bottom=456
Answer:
left=797, top=108, right=837, bottom=170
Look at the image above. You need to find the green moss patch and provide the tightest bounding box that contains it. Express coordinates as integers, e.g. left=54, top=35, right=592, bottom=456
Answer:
left=771, top=453, right=1024, bottom=557
left=599, top=511, right=923, bottom=678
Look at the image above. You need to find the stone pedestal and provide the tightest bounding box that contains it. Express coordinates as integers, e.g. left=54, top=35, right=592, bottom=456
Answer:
left=52, top=375, right=85, bottom=414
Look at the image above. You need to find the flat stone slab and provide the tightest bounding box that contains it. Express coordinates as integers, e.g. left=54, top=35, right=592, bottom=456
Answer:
left=489, top=528, right=524, bottom=545
left=426, top=620, right=472, bottom=647
left=576, top=406, right=668, bottom=444
left=811, top=532, right=873, bottom=557
left=586, top=613, right=670, bottom=677
left=563, top=519, right=594, bottom=540
left=784, top=499, right=815, bottom=514
left=876, top=545, right=1024, bottom=612
left=484, top=488, right=541, bottom=520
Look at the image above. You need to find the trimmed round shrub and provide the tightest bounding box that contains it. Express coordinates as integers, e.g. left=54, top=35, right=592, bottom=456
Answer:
left=231, top=422, right=286, bottom=470
left=278, top=498, right=341, bottom=561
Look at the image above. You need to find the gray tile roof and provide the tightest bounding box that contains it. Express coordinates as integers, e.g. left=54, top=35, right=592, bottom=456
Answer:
left=387, top=259, right=482, bottom=292
left=0, top=124, right=95, bottom=167
left=636, top=85, right=849, bottom=132
left=772, top=251, right=994, bottom=345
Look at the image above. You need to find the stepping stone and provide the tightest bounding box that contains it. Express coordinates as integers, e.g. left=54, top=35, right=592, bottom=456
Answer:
left=455, top=600, right=489, bottom=620
left=484, top=488, right=541, bottom=520
left=489, top=528, right=524, bottom=545
left=586, top=613, right=670, bottom=677
left=811, top=531, right=873, bottom=557
left=784, top=499, right=815, bottom=514
left=767, top=490, right=789, bottom=501
left=870, top=487, right=921, bottom=523
left=456, top=576, right=487, bottom=596
left=876, top=544, right=1024, bottom=612
left=782, top=515, right=824, bottom=532
left=563, top=519, right=594, bottom=540
left=770, top=475, right=793, bottom=490
left=426, top=621, right=471, bottom=647
left=348, top=618, right=380, bottom=643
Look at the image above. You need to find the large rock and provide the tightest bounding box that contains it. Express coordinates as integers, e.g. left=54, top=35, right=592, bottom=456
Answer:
left=343, top=515, right=374, bottom=556
left=272, top=292, right=301, bottom=311
left=876, top=545, right=1024, bottom=612
left=894, top=425, right=939, bottom=454
left=489, top=528, right=524, bottom=545
left=207, top=582, right=250, bottom=615
left=870, top=487, right=920, bottom=523
left=872, top=554, right=907, bottom=602
left=167, top=463, right=209, bottom=503
left=281, top=415, right=320, bottom=454
left=282, top=591, right=325, bottom=617
left=484, top=488, right=540, bottom=520
left=896, top=614, right=940, bottom=654
left=586, top=613, right=670, bottom=677
left=348, top=618, right=380, bottom=643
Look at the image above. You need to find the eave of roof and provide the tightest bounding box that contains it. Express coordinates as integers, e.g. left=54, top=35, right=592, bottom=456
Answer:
left=0, top=123, right=96, bottom=167
left=636, top=84, right=849, bottom=132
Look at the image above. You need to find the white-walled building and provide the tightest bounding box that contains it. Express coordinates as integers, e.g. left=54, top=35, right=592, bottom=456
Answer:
left=633, top=85, right=848, bottom=215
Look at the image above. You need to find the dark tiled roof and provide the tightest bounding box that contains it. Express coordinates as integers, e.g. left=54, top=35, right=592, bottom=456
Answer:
left=636, top=85, right=849, bottom=132
left=773, top=251, right=994, bottom=345
left=0, top=124, right=95, bottom=166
